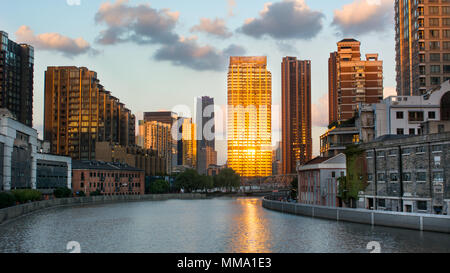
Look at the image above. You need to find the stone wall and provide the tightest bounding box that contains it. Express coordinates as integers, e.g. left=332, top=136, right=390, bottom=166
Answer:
left=262, top=198, right=450, bottom=234
left=0, top=193, right=206, bottom=225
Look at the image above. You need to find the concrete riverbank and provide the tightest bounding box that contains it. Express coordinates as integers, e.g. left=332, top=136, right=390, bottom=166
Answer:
left=0, top=193, right=206, bottom=225
left=262, top=198, right=450, bottom=234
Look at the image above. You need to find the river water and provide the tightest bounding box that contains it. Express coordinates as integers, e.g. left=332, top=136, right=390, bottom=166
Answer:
left=0, top=197, right=449, bottom=253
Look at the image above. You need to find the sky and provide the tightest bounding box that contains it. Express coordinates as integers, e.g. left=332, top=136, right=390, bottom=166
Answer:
left=1, top=0, right=397, bottom=165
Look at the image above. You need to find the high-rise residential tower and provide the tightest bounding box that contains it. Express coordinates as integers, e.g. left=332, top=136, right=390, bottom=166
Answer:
left=143, top=111, right=178, bottom=172
left=329, top=39, right=384, bottom=123
left=395, top=0, right=450, bottom=96
left=227, top=56, right=272, bottom=177
left=44, top=66, right=135, bottom=160
left=0, top=31, right=34, bottom=126
left=195, top=96, right=216, bottom=175
left=281, top=57, right=312, bottom=174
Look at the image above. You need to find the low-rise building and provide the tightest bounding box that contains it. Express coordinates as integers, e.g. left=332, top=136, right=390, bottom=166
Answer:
left=72, top=160, right=144, bottom=196
left=320, top=125, right=359, bottom=157
left=0, top=109, right=72, bottom=192
left=357, top=132, right=450, bottom=215
left=297, top=154, right=346, bottom=207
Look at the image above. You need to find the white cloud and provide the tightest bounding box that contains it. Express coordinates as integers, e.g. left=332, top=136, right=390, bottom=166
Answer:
left=15, top=26, right=94, bottom=57
left=383, top=86, right=397, bottom=98
left=312, top=94, right=329, bottom=127
left=332, top=0, right=394, bottom=36
left=239, top=0, right=324, bottom=40
left=190, top=18, right=233, bottom=39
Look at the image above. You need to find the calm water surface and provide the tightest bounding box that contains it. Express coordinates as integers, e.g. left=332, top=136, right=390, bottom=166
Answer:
left=0, top=197, right=449, bottom=253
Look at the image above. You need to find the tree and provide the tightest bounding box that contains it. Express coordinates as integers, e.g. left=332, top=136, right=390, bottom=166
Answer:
left=290, top=176, right=298, bottom=199
left=0, top=192, right=16, bottom=209
left=341, top=144, right=368, bottom=208
left=174, top=169, right=200, bottom=193
left=90, top=190, right=102, bottom=196
left=150, top=179, right=170, bottom=194
left=54, top=187, right=72, bottom=198
left=214, top=168, right=240, bottom=192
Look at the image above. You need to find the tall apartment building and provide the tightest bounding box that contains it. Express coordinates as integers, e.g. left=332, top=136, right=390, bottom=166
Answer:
left=281, top=57, right=312, bottom=174
left=195, top=96, right=216, bottom=174
left=175, top=117, right=196, bottom=168
left=44, top=66, right=135, bottom=160
left=329, top=39, right=383, bottom=123
left=395, top=0, right=450, bottom=96
left=0, top=31, right=34, bottom=126
left=143, top=111, right=178, bottom=172
left=227, top=56, right=272, bottom=177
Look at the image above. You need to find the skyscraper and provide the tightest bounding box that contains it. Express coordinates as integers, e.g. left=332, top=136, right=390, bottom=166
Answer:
left=195, top=96, right=216, bottom=175
left=0, top=31, right=34, bottom=126
left=395, top=0, right=450, bottom=96
left=329, top=39, right=383, bottom=123
left=176, top=117, right=196, bottom=168
left=44, top=66, right=135, bottom=160
left=143, top=111, right=178, bottom=172
left=227, top=56, right=272, bottom=177
left=281, top=57, right=312, bottom=174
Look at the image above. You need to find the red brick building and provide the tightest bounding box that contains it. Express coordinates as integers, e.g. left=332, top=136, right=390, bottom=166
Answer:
left=72, top=161, right=144, bottom=196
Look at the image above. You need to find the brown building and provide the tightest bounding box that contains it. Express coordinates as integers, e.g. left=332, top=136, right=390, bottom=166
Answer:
left=0, top=31, right=34, bottom=127
left=329, top=39, right=383, bottom=123
left=396, top=0, right=450, bottom=96
left=281, top=57, right=312, bottom=174
left=72, top=160, right=144, bottom=196
left=44, top=66, right=135, bottom=160
left=95, top=142, right=167, bottom=176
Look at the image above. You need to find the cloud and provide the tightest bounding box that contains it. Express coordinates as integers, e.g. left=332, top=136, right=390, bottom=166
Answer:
left=95, top=0, right=179, bottom=45
left=228, top=0, right=236, bottom=17
left=332, top=0, right=394, bottom=36
left=154, top=37, right=246, bottom=71
left=383, top=86, right=397, bottom=98
left=15, top=26, right=94, bottom=57
left=190, top=18, right=233, bottom=38
left=312, top=94, right=329, bottom=127
left=239, top=0, right=324, bottom=40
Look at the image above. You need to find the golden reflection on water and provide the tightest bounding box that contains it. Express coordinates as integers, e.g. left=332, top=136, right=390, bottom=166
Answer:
left=229, top=198, right=271, bottom=253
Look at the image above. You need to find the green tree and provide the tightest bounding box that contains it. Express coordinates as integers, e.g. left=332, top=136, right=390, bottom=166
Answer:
left=53, top=187, right=72, bottom=198
left=341, top=144, right=368, bottom=208
left=214, top=168, right=240, bottom=192
left=290, top=176, right=298, bottom=199
left=174, top=169, right=200, bottom=193
left=11, top=189, right=42, bottom=203
left=150, top=179, right=170, bottom=194
left=0, top=192, right=16, bottom=209
left=90, top=190, right=102, bottom=196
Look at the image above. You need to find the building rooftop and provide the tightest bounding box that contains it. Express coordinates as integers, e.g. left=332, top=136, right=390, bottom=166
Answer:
left=72, top=160, right=144, bottom=172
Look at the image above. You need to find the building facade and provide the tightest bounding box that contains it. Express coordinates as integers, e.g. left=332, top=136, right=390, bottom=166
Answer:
left=0, top=31, right=34, bottom=127
left=44, top=66, right=135, bottom=160
left=281, top=57, right=312, bottom=173
left=95, top=142, right=167, bottom=177
left=227, top=56, right=272, bottom=177
left=329, top=39, right=383, bottom=123
left=0, top=109, right=71, bottom=192
left=176, top=117, right=196, bottom=168
left=72, top=160, right=144, bottom=196
left=395, top=0, right=450, bottom=96
left=297, top=154, right=346, bottom=207
left=320, top=125, right=360, bottom=158
left=356, top=80, right=450, bottom=141
left=195, top=96, right=216, bottom=175
left=358, top=133, right=450, bottom=215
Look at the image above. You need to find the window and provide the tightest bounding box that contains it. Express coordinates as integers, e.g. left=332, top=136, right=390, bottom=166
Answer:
left=390, top=173, right=399, bottom=182
left=430, top=53, right=440, bottom=61
left=332, top=171, right=336, bottom=178
left=429, top=18, right=440, bottom=26
left=403, top=147, right=413, bottom=155
left=409, top=128, right=416, bottom=135
left=417, top=201, right=428, bottom=211
left=378, top=199, right=386, bottom=208
left=444, top=18, right=450, bottom=26
left=431, top=65, right=441, bottom=73
left=416, top=146, right=425, bottom=153
left=430, top=6, right=440, bottom=15
left=377, top=151, right=385, bottom=157
left=408, top=111, right=424, bottom=122
left=397, top=128, right=404, bottom=135
left=432, top=145, right=442, bottom=152
left=368, top=173, right=374, bottom=181
left=428, top=111, right=436, bottom=119
left=431, top=77, right=441, bottom=85
left=444, top=65, right=450, bottom=73
left=433, top=172, right=444, bottom=182
left=430, top=30, right=440, bottom=38
left=377, top=173, right=385, bottom=181
left=396, top=111, right=404, bottom=119
left=403, top=172, right=412, bottom=182
left=430, top=41, right=440, bottom=50
left=416, top=172, right=427, bottom=182
left=366, top=151, right=374, bottom=158
left=389, top=149, right=398, bottom=156
left=438, top=124, right=445, bottom=133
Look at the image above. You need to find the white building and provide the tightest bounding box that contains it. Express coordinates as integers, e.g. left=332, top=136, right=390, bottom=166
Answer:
left=358, top=80, right=450, bottom=141
left=296, top=153, right=346, bottom=207
left=0, top=109, right=71, bottom=191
